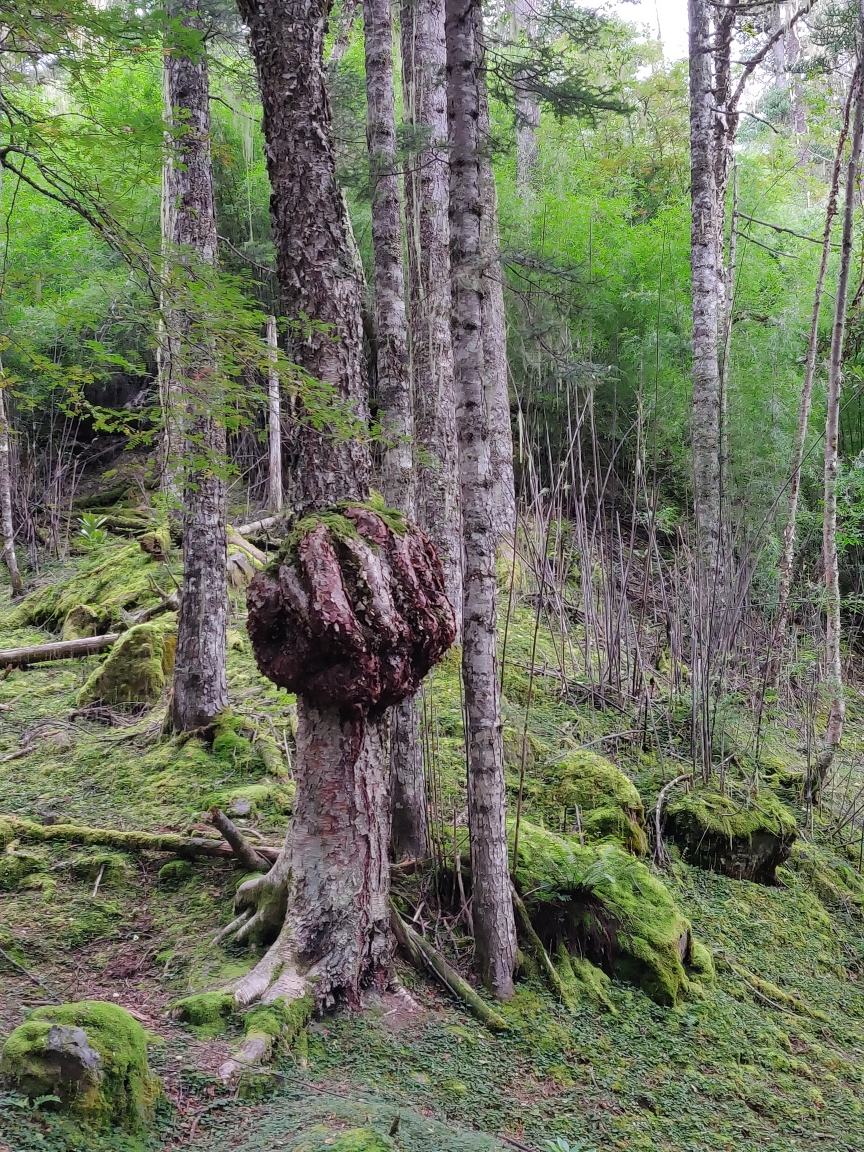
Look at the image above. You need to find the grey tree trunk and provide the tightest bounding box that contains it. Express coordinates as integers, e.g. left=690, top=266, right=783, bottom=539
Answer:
left=228, top=0, right=391, bottom=1011
left=688, top=0, right=721, bottom=559
left=401, top=0, right=462, bottom=613
left=446, top=0, right=517, bottom=998
left=162, top=11, right=229, bottom=733
left=775, top=80, right=854, bottom=653
left=266, top=315, right=283, bottom=513
left=513, top=0, right=540, bottom=193
left=811, top=50, right=864, bottom=797
left=363, top=0, right=426, bottom=862
left=0, top=382, right=22, bottom=597
left=477, top=17, right=516, bottom=542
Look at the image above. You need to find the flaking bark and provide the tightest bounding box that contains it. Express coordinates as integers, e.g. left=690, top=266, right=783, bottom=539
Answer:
left=446, top=0, right=517, bottom=999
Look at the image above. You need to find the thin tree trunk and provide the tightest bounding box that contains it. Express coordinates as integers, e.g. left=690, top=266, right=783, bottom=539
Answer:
left=0, top=382, right=22, bottom=597
left=267, top=315, right=283, bottom=513
left=775, top=78, right=854, bottom=652
left=513, top=0, right=540, bottom=193
left=401, top=0, right=462, bottom=613
left=688, top=0, right=721, bottom=559
left=476, top=16, right=516, bottom=541
left=810, top=46, right=864, bottom=797
left=162, top=8, right=229, bottom=732
left=228, top=0, right=391, bottom=1011
left=327, top=0, right=361, bottom=73
left=446, top=0, right=517, bottom=999
left=363, top=0, right=427, bottom=862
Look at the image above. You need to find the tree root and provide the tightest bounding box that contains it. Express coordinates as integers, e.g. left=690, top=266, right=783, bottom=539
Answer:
left=208, top=807, right=270, bottom=872
left=511, top=885, right=575, bottom=1008
left=390, top=906, right=508, bottom=1031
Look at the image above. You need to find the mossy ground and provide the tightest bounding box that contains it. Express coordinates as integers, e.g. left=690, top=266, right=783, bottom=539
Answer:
left=4, top=543, right=864, bottom=1151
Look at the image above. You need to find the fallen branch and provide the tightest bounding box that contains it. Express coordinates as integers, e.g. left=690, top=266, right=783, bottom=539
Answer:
left=208, top=807, right=271, bottom=872
left=652, top=773, right=691, bottom=867
left=511, top=885, right=573, bottom=1008
left=0, top=633, right=121, bottom=668
left=236, top=515, right=282, bottom=536
left=390, top=906, right=508, bottom=1031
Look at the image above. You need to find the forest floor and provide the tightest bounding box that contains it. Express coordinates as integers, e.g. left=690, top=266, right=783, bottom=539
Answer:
left=3, top=531, right=864, bottom=1152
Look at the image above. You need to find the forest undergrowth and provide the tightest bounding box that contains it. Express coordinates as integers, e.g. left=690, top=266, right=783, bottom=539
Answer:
left=4, top=500, right=864, bottom=1152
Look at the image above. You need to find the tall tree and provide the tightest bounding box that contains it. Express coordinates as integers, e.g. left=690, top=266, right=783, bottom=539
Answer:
left=162, top=6, right=229, bottom=732
left=811, top=34, right=864, bottom=797
left=266, top=314, right=283, bottom=513
left=446, top=0, right=517, bottom=998
left=0, top=379, right=23, bottom=597
left=513, top=0, right=541, bottom=192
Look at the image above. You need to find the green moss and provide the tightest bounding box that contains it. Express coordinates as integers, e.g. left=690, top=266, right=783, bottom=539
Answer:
left=77, top=617, right=177, bottom=706
left=9, top=541, right=168, bottom=630
left=0, top=850, right=46, bottom=890
left=244, top=993, right=313, bottom=1049
left=62, top=603, right=100, bottom=640
left=0, top=1000, right=158, bottom=1131
left=157, top=859, right=194, bottom=885
left=667, top=789, right=796, bottom=841
left=208, top=781, right=294, bottom=816
left=511, top=820, right=691, bottom=1005
left=295, top=1127, right=396, bottom=1152
left=212, top=712, right=265, bottom=772
left=171, top=991, right=236, bottom=1036
left=543, top=750, right=648, bottom=854
left=555, top=944, right=615, bottom=1011
left=687, top=939, right=716, bottom=984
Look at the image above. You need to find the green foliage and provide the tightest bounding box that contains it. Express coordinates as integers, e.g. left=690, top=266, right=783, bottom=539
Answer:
left=77, top=616, right=177, bottom=706
left=666, top=790, right=797, bottom=843
left=76, top=514, right=109, bottom=550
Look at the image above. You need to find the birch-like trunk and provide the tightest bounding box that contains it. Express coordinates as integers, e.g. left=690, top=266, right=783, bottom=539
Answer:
left=688, top=0, right=721, bottom=559
left=266, top=315, right=283, bottom=513
left=363, top=0, right=427, bottom=861
left=513, top=0, right=540, bottom=193
left=401, top=0, right=462, bottom=612
left=446, top=0, right=517, bottom=998
left=228, top=0, right=391, bottom=1011
left=162, top=11, right=229, bottom=732
left=0, top=382, right=22, bottom=597
left=477, top=16, right=516, bottom=541
left=810, top=52, right=864, bottom=797
left=775, top=79, right=854, bottom=652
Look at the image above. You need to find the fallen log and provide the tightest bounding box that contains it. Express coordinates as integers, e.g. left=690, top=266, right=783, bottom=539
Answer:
left=208, top=807, right=271, bottom=872
left=235, top=515, right=282, bottom=536
left=0, top=814, right=282, bottom=862
left=0, top=634, right=121, bottom=668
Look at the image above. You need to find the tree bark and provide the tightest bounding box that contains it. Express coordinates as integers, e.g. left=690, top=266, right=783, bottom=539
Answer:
left=162, top=10, right=229, bottom=733
left=401, top=0, right=463, bottom=613
left=810, top=45, right=864, bottom=797
left=238, top=0, right=369, bottom=514
left=688, top=0, right=721, bottom=560
left=267, top=315, right=283, bottom=513
left=225, top=0, right=393, bottom=1017
left=0, top=382, right=22, bottom=597
left=775, top=77, right=854, bottom=653
left=477, top=15, right=516, bottom=541
left=513, top=0, right=540, bottom=193
left=446, top=0, right=517, bottom=999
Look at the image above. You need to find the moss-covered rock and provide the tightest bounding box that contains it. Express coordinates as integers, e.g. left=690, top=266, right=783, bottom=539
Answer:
left=511, top=820, right=692, bottom=1005
left=171, top=991, right=236, bottom=1036
left=665, top=789, right=797, bottom=884
left=77, top=616, right=177, bottom=706
left=0, top=1000, right=158, bottom=1131
left=62, top=603, right=100, bottom=640
left=138, top=527, right=170, bottom=562
left=0, top=849, right=47, bottom=890
left=543, top=750, right=648, bottom=855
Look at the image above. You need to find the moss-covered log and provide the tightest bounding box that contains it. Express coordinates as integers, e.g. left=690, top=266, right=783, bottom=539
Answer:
left=0, top=633, right=120, bottom=667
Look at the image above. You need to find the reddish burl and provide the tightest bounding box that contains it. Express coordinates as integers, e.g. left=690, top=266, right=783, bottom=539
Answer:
left=246, top=506, right=457, bottom=715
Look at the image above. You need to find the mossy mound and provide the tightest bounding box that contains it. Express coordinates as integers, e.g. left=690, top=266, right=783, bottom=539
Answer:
left=171, top=991, right=236, bottom=1036
left=62, top=603, right=100, bottom=640
left=0, top=1000, right=158, bottom=1131
left=665, top=789, right=797, bottom=884
left=544, top=750, right=648, bottom=854
left=77, top=617, right=177, bottom=706
left=511, top=820, right=692, bottom=1005
left=9, top=541, right=168, bottom=631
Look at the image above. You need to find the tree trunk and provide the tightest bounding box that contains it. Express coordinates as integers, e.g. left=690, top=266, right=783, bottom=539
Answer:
left=775, top=78, right=854, bottom=654
left=401, top=0, right=462, bottom=614
left=445, top=0, right=517, bottom=999
left=513, top=0, right=540, bottom=194
left=239, top=0, right=370, bottom=515
left=162, top=9, right=229, bottom=733
left=267, top=315, right=283, bottom=513
left=0, top=382, right=22, bottom=597
left=363, top=0, right=426, bottom=863
left=225, top=0, right=391, bottom=1016
left=688, top=0, right=721, bottom=560
left=477, top=15, right=516, bottom=541
left=810, top=48, right=864, bottom=797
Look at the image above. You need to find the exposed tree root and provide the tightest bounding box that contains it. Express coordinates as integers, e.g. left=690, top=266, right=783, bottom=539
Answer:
left=511, top=885, right=574, bottom=1008
left=208, top=807, right=271, bottom=872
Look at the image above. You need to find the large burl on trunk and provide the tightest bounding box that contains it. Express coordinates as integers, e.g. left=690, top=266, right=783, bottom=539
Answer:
left=247, top=506, right=455, bottom=715
left=213, top=506, right=455, bottom=1078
